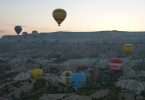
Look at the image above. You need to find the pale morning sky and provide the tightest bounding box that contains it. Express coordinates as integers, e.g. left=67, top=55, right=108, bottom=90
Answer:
left=0, top=0, right=145, bottom=35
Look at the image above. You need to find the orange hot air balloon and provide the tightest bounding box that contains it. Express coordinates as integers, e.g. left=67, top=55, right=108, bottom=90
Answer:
left=52, top=8, right=67, bottom=26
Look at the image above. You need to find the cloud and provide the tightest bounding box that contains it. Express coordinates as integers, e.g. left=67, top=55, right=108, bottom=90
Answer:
left=0, top=30, right=5, bottom=33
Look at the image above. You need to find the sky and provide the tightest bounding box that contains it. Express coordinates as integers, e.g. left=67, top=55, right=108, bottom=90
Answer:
left=0, top=0, right=145, bottom=35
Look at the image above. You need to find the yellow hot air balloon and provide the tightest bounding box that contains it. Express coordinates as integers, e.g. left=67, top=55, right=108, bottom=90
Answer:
left=62, top=71, right=72, bottom=86
left=53, top=8, right=67, bottom=26
left=62, top=71, right=73, bottom=77
left=123, top=44, right=134, bottom=55
left=31, top=68, right=44, bottom=80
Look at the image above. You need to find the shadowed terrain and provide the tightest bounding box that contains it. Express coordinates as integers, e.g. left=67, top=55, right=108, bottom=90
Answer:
left=0, top=31, right=145, bottom=100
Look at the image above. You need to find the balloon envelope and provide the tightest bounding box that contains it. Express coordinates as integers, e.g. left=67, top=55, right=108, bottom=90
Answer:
left=109, top=58, right=123, bottom=71
left=15, top=26, right=22, bottom=35
left=71, top=72, right=87, bottom=90
left=62, top=71, right=73, bottom=77
left=32, top=30, right=39, bottom=34
left=62, top=71, right=73, bottom=86
left=22, top=32, right=28, bottom=36
left=53, top=9, right=67, bottom=26
left=123, top=44, right=134, bottom=55
left=88, top=68, right=99, bottom=82
left=31, top=68, right=43, bottom=80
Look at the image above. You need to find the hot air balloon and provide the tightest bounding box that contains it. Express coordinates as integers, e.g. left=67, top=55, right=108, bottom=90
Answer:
left=109, top=58, right=123, bottom=80
left=109, top=58, right=123, bottom=72
left=52, top=8, right=67, bottom=26
left=32, top=30, right=39, bottom=34
left=88, top=67, right=99, bottom=85
left=62, top=71, right=73, bottom=77
left=22, top=32, right=28, bottom=36
left=71, top=72, right=87, bottom=91
left=123, top=44, right=134, bottom=55
left=62, top=71, right=73, bottom=86
left=14, top=25, right=22, bottom=35
left=31, top=68, right=44, bottom=80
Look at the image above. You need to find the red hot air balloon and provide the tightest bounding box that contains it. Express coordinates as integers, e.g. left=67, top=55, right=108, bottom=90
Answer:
left=88, top=67, right=99, bottom=84
left=109, top=58, right=123, bottom=72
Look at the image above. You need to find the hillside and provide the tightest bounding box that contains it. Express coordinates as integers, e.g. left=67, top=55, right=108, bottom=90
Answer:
left=1, top=31, right=145, bottom=99
left=0, top=31, right=145, bottom=72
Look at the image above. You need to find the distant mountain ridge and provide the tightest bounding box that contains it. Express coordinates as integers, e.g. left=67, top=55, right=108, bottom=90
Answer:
left=0, top=31, right=145, bottom=62
left=1, top=31, right=145, bottom=44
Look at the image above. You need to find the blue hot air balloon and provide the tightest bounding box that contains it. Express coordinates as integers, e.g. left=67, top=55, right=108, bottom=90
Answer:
left=71, top=72, right=87, bottom=91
